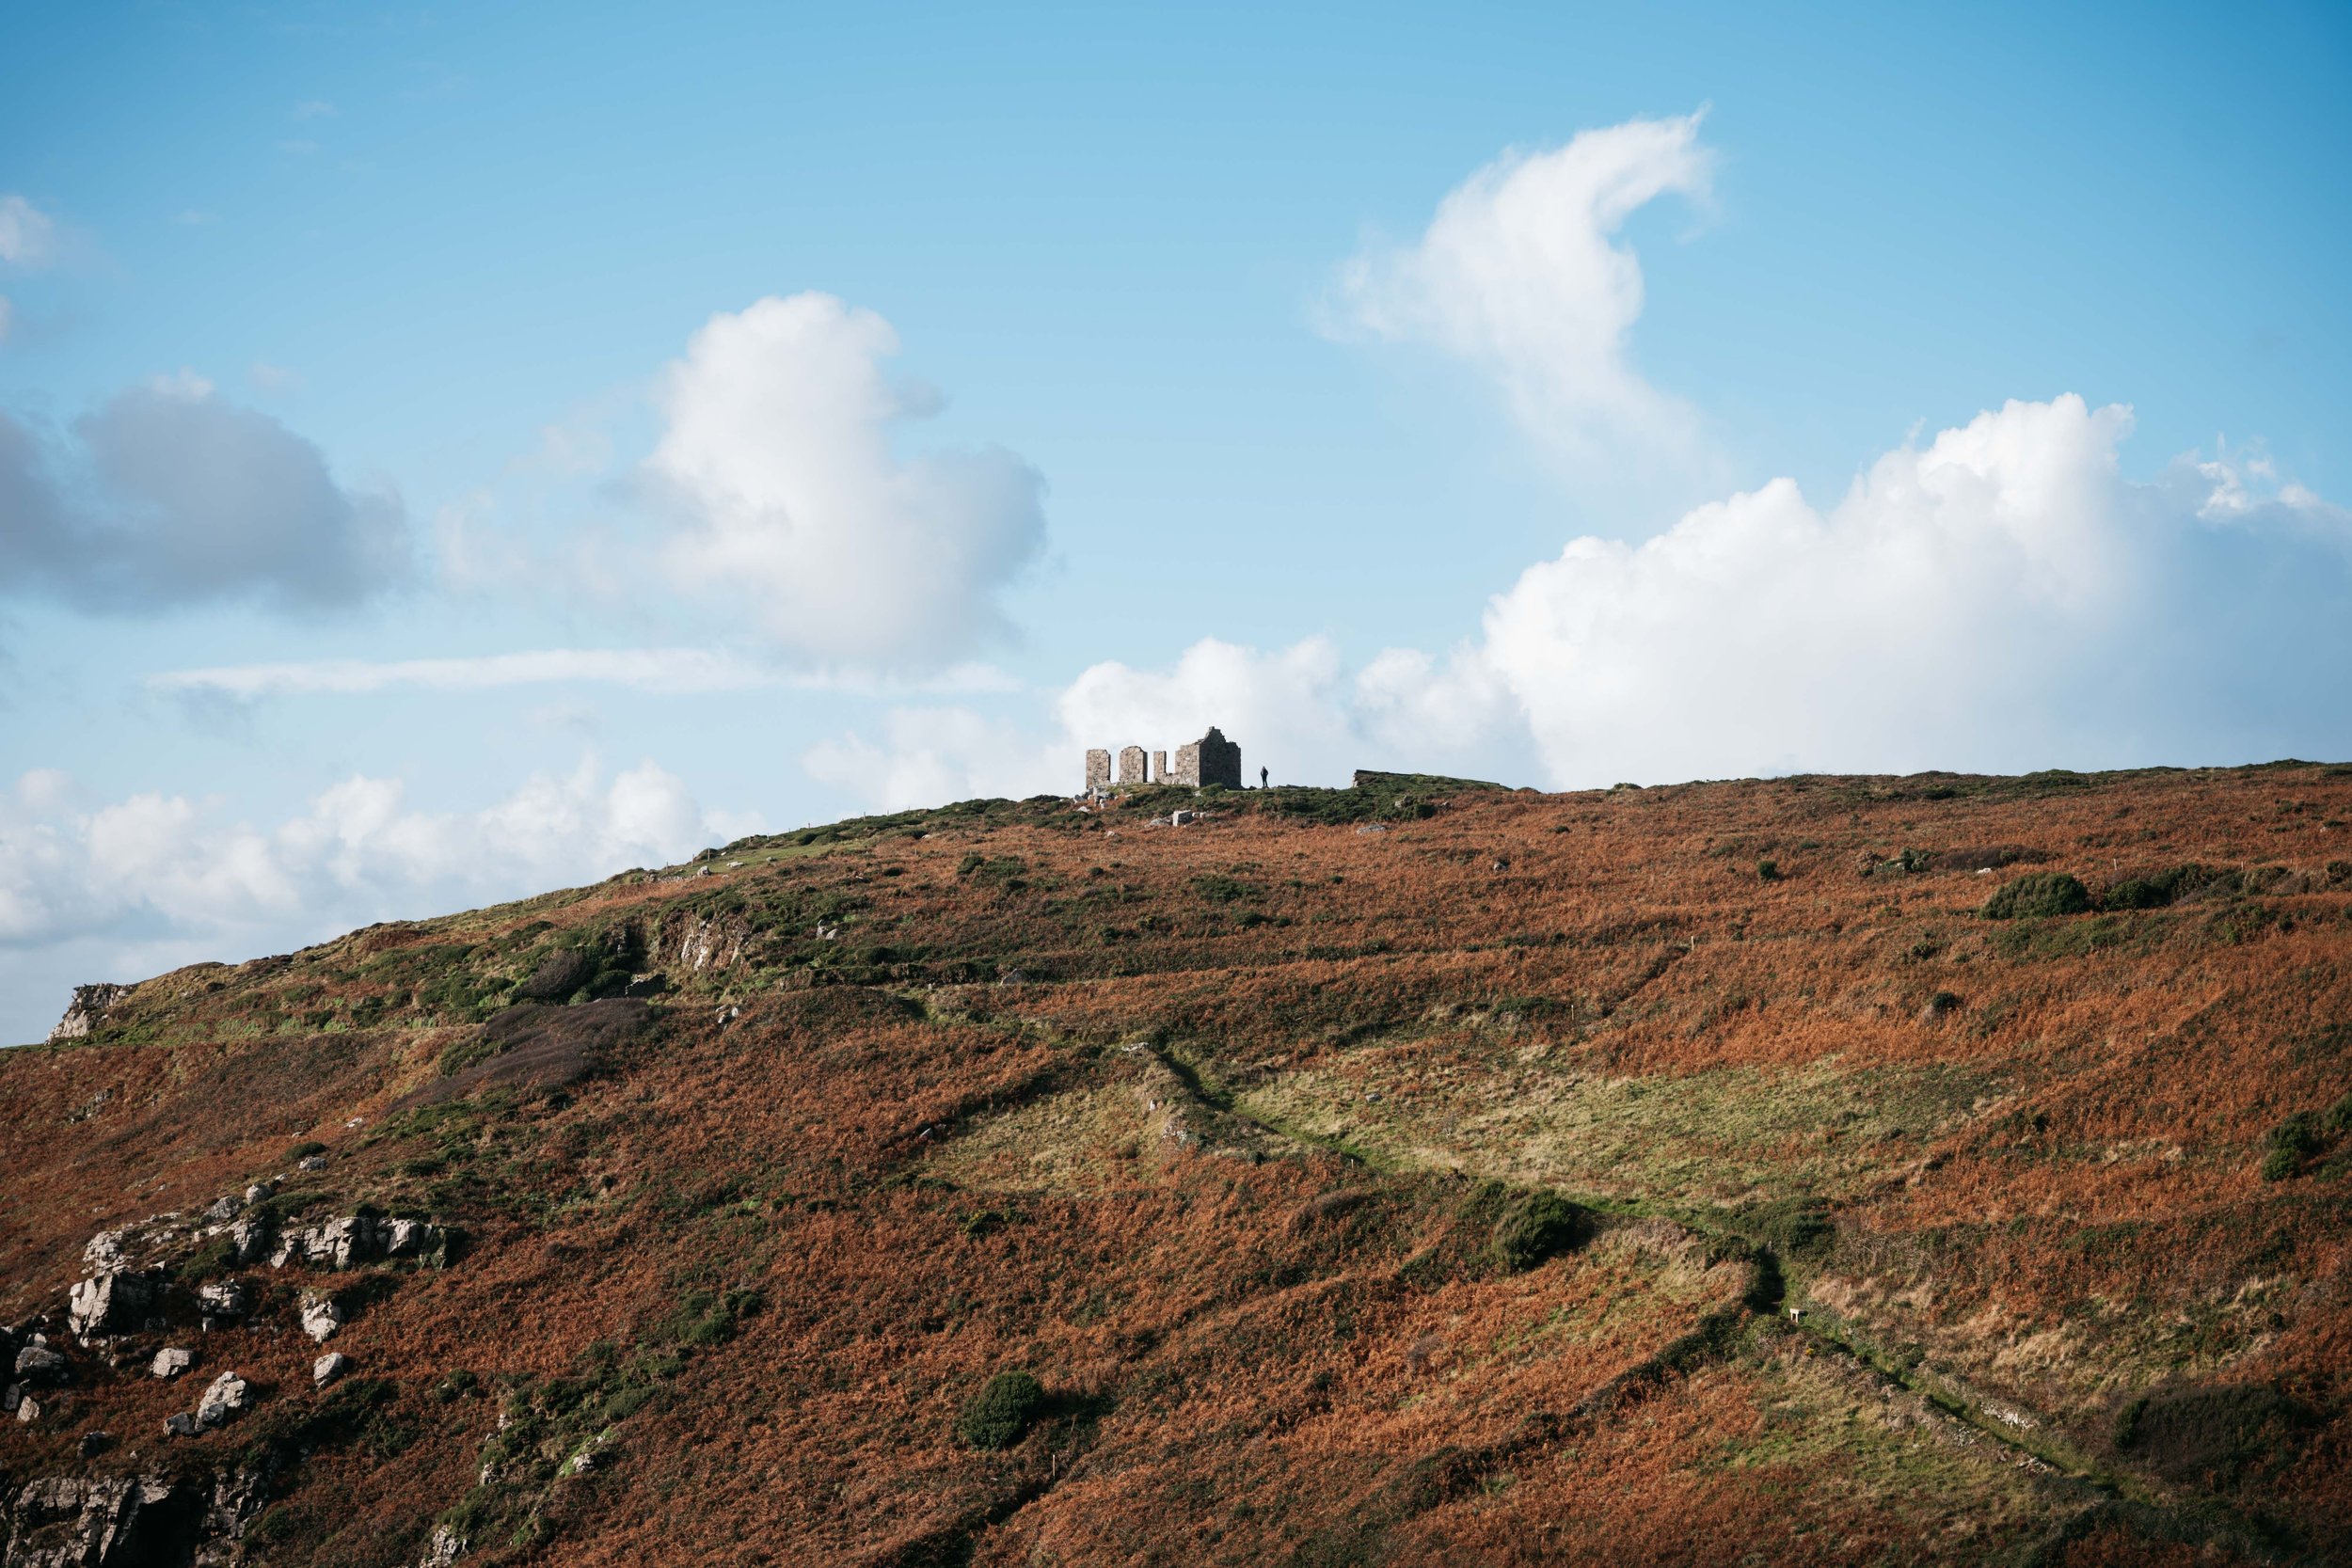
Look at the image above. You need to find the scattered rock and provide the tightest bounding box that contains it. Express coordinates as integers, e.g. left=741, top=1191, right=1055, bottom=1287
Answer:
left=201, top=1193, right=244, bottom=1225
left=151, top=1345, right=196, bottom=1379
left=47, top=981, right=132, bottom=1043
left=77, top=1428, right=113, bottom=1458
left=245, top=1181, right=276, bottom=1205
left=300, top=1293, right=344, bottom=1342
left=15, top=1342, right=69, bottom=1385
left=296, top=1153, right=328, bottom=1172
left=1354, top=824, right=1388, bottom=836
left=83, top=1229, right=128, bottom=1272
left=198, top=1278, right=249, bottom=1318
left=16, top=1393, right=41, bottom=1423
left=230, top=1212, right=276, bottom=1266
left=313, top=1352, right=350, bottom=1387
left=2, top=1383, right=18, bottom=1415
left=68, top=1271, right=155, bottom=1338
left=196, top=1370, right=253, bottom=1428
left=165, top=1412, right=199, bottom=1438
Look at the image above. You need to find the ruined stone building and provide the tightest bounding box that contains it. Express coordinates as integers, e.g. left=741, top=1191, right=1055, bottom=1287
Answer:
left=1081, top=727, right=1242, bottom=793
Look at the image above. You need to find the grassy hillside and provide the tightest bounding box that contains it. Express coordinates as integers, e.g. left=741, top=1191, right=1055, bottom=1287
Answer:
left=4, top=764, right=2350, bottom=1566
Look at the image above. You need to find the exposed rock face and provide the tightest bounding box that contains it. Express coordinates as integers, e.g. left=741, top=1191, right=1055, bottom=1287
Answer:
left=271, top=1214, right=443, bottom=1271
left=150, top=1347, right=194, bottom=1380
left=67, top=1274, right=153, bottom=1338
left=311, top=1352, right=349, bottom=1388
left=3, top=1474, right=191, bottom=1566
left=2, top=1467, right=269, bottom=1565
left=45, top=983, right=131, bottom=1044
left=194, top=1370, right=252, bottom=1429
left=298, top=1294, right=343, bottom=1343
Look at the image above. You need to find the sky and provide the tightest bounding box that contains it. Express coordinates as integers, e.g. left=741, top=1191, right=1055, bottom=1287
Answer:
left=3, top=0, right=2349, bottom=1042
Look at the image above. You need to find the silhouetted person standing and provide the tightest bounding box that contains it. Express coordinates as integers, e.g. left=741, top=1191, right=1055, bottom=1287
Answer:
left=1260, top=766, right=1268, bottom=789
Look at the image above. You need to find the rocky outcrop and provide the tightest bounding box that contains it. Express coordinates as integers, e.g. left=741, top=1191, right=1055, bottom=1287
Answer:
left=66, top=1274, right=153, bottom=1338
left=13, top=1342, right=67, bottom=1387
left=195, top=1280, right=246, bottom=1321
left=416, top=1524, right=468, bottom=1566
left=298, top=1295, right=342, bottom=1343
left=44, top=984, right=131, bottom=1044
left=2, top=1466, right=269, bottom=1567
left=270, top=1214, right=444, bottom=1271
left=193, top=1370, right=252, bottom=1429
left=228, top=1215, right=273, bottom=1267
left=4, top=1474, right=193, bottom=1567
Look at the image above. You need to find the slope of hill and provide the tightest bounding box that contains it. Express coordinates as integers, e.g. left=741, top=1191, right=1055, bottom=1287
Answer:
left=3, top=764, right=2350, bottom=1567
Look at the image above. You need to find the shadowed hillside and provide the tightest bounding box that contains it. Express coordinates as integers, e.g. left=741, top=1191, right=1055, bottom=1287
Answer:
left=4, top=763, right=2351, bottom=1566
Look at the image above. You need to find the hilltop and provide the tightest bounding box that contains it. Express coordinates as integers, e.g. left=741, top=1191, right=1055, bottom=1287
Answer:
left=3, top=763, right=2351, bottom=1566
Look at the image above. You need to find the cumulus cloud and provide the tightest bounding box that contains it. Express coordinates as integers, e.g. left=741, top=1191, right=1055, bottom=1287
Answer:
left=646, top=293, right=1047, bottom=666
left=1470, top=396, right=2352, bottom=783
left=0, top=757, right=758, bottom=1042
left=805, top=397, right=2352, bottom=806
left=1333, top=113, right=1712, bottom=467
left=0, top=377, right=407, bottom=612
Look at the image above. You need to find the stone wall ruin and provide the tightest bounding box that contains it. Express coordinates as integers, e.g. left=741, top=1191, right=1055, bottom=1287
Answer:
left=1081, top=727, right=1241, bottom=793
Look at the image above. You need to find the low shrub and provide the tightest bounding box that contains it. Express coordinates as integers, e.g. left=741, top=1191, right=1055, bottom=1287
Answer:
left=1492, top=1191, right=1590, bottom=1272
left=2260, top=1111, right=2328, bottom=1181
left=2104, top=863, right=2238, bottom=911
left=1979, top=872, right=2090, bottom=920
left=957, top=1370, right=1044, bottom=1449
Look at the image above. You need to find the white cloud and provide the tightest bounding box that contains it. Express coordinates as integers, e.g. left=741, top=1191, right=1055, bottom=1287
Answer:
left=0, top=195, right=56, bottom=267
left=0, top=377, right=407, bottom=612
left=1471, top=395, right=2352, bottom=784
left=0, top=757, right=759, bottom=1041
left=647, top=293, right=1048, bottom=666
left=1332, top=113, right=1712, bottom=468
left=292, top=99, right=337, bottom=120
left=806, top=396, right=2352, bottom=806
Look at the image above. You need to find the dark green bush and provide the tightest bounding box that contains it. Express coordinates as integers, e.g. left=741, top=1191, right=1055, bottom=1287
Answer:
left=2261, top=1111, right=2325, bottom=1180
left=288, top=1140, right=327, bottom=1160
left=1492, top=1191, right=1590, bottom=1272
left=1979, top=872, right=2091, bottom=920
left=2104, top=863, right=2238, bottom=911
left=957, top=1370, right=1045, bottom=1449
left=1756, top=858, right=1780, bottom=881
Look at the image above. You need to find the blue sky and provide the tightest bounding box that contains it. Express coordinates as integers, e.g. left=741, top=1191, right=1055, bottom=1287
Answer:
left=3, top=1, right=2349, bottom=1041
